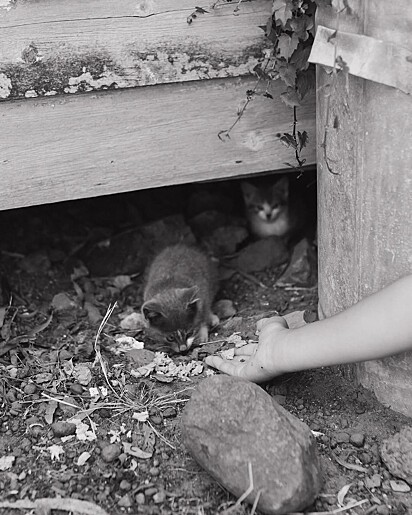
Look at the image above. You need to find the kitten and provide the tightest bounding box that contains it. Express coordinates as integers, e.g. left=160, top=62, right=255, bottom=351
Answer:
left=241, top=175, right=304, bottom=241
left=142, top=244, right=219, bottom=354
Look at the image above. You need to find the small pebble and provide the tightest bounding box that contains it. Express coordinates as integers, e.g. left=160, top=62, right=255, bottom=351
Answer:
left=101, top=444, right=121, bottom=463
left=51, top=421, right=77, bottom=437
left=365, top=474, right=382, bottom=489
left=23, top=384, right=37, bottom=395
left=153, top=490, right=166, bottom=503
left=144, top=487, right=158, bottom=497
left=59, top=349, right=73, bottom=361
left=70, top=383, right=83, bottom=395
left=334, top=431, right=350, bottom=444
left=340, top=418, right=349, bottom=428
left=376, top=505, right=390, bottom=515
left=360, top=452, right=372, bottom=465
left=149, top=414, right=163, bottom=425
left=119, top=479, right=131, bottom=491
left=117, top=494, right=132, bottom=508
left=149, top=467, right=160, bottom=477
left=390, top=479, right=411, bottom=493
left=162, top=407, right=177, bottom=418
left=135, top=493, right=145, bottom=505
left=214, top=299, right=236, bottom=319
left=350, top=432, right=365, bottom=447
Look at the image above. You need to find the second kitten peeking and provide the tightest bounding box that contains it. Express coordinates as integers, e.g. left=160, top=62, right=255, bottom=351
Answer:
left=241, top=175, right=303, bottom=240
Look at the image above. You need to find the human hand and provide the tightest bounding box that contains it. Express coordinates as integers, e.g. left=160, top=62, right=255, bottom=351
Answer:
left=204, top=316, right=289, bottom=383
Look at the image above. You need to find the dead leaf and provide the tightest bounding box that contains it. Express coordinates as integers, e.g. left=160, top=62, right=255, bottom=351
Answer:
left=27, top=312, right=53, bottom=337
left=337, top=483, right=352, bottom=506
left=77, top=451, right=91, bottom=466
left=0, top=498, right=109, bottom=515
left=333, top=452, right=369, bottom=473
left=0, top=456, right=15, bottom=471
left=123, top=442, right=153, bottom=459
left=44, top=400, right=58, bottom=425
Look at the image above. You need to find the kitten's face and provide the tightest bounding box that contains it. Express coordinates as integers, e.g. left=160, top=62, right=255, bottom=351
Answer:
left=142, top=286, right=200, bottom=354
left=241, top=177, right=289, bottom=223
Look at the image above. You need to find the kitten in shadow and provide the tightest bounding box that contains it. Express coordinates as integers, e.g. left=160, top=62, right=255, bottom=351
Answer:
left=241, top=174, right=311, bottom=244
left=142, top=244, right=219, bottom=354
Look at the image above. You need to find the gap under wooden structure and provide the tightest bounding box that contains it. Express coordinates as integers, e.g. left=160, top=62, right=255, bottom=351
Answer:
left=0, top=0, right=316, bottom=211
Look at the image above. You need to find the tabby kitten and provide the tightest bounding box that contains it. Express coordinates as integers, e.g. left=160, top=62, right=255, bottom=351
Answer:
left=142, top=244, right=219, bottom=354
left=241, top=175, right=303, bottom=240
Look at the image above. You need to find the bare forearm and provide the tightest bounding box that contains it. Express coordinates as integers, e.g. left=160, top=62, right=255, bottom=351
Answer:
left=277, top=275, right=412, bottom=374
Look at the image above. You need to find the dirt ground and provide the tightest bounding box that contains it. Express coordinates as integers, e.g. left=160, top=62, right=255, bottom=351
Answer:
left=0, top=179, right=411, bottom=515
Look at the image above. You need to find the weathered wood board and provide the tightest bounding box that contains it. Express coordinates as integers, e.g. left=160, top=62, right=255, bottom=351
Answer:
left=0, top=0, right=271, bottom=99
left=314, top=1, right=412, bottom=416
left=0, top=76, right=316, bottom=210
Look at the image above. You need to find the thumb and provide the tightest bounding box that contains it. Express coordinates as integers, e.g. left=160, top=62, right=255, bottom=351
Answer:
left=256, top=316, right=288, bottom=332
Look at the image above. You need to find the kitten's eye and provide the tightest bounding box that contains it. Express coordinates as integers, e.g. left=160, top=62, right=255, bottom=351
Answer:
left=166, top=335, right=176, bottom=343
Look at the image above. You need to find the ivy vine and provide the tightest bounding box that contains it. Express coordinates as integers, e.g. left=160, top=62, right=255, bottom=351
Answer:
left=189, top=0, right=351, bottom=172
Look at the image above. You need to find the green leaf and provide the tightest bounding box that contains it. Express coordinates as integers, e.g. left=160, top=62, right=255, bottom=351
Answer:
left=279, top=132, right=298, bottom=149
left=280, top=87, right=301, bottom=107
left=277, top=33, right=300, bottom=60
left=272, top=0, right=293, bottom=27
left=296, top=67, right=315, bottom=100
left=297, top=130, right=308, bottom=151
left=278, top=64, right=297, bottom=88
left=290, top=44, right=312, bottom=71
left=290, top=15, right=313, bottom=41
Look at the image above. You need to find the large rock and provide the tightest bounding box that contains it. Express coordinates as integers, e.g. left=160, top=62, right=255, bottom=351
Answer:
left=181, top=376, right=321, bottom=514
left=380, top=426, right=412, bottom=485
left=233, top=237, right=289, bottom=273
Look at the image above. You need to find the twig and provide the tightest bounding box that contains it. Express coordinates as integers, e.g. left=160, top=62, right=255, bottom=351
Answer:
left=235, top=269, right=268, bottom=289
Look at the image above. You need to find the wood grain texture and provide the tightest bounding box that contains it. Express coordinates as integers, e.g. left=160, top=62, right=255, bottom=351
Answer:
left=0, top=0, right=271, bottom=99
left=316, top=1, right=412, bottom=416
left=0, top=76, right=316, bottom=210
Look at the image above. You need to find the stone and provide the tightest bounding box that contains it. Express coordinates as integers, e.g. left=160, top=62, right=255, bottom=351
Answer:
left=51, top=292, right=77, bottom=313
left=135, top=493, right=145, bottom=505
left=213, top=299, right=236, bottom=320
left=380, top=427, right=412, bottom=485
left=23, top=384, right=37, bottom=395
left=101, top=443, right=122, bottom=463
left=333, top=431, right=350, bottom=444
left=234, top=236, right=289, bottom=273
left=277, top=238, right=317, bottom=287
left=126, top=349, right=156, bottom=368
left=117, top=494, right=132, bottom=508
left=119, top=479, right=131, bottom=491
left=181, top=376, right=321, bottom=515
left=350, top=432, right=365, bottom=447
left=51, top=421, right=76, bottom=437
left=365, top=473, right=382, bottom=489
left=390, top=479, right=410, bottom=493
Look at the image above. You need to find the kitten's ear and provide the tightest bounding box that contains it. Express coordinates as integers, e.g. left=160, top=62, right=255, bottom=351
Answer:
left=274, top=176, right=289, bottom=199
left=185, top=286, right=200, bottom=313
left=240, top=181, right=256, bottom=201
left=142, top=300, right=164, bottom=324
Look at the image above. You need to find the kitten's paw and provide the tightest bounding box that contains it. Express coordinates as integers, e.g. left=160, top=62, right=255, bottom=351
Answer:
left=209, top=313, right=220, bottom=328
left=198, top=324, right=209, bottom=344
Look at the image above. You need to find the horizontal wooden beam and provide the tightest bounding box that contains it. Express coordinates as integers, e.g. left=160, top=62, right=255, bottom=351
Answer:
left=0, top=76, right=316, bottom=210
left=0, top=0, right=271, bottom=99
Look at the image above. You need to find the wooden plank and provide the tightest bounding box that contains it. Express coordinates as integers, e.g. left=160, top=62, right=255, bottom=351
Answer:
left=316, top=1, right=412, bottom=416
left=0, top=0, right=271, bottom=99
left=0, top=76, right=316, bottom=210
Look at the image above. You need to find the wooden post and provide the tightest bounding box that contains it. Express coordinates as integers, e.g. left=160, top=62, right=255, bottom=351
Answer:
left=313, top=1, right=412, bottom=416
